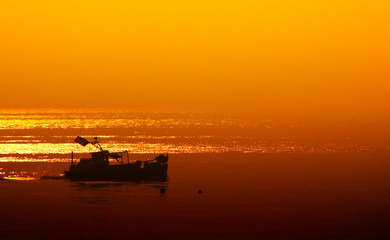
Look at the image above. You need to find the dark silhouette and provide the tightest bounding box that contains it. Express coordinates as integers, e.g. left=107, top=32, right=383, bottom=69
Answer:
left=64, top=137, right=168, bottom=181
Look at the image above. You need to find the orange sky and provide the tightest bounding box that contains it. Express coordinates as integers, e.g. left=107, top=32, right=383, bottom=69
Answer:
left=0, top=1, right=389, bottom=118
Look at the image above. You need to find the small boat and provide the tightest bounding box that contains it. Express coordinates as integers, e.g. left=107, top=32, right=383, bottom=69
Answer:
left=64, top=136, right=168, bottom=181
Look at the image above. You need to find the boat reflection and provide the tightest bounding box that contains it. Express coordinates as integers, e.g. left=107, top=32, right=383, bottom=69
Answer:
left=70, top=179, right=169, bottom=204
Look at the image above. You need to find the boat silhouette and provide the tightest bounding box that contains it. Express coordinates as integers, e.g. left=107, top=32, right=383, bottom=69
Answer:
left=64, top=136, right=168, bottom=181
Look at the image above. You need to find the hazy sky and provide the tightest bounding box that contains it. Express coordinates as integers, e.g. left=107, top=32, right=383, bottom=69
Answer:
left=0, top=1, right=389, bottom=118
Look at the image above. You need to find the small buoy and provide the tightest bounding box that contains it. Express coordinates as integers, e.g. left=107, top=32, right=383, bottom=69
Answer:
left=160, top=187, right=166, bottom=194
left=198, top=190, right=202, bottom=194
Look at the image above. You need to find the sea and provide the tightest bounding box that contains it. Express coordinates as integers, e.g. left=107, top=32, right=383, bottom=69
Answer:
left=0, top=109, right=389, bottom=239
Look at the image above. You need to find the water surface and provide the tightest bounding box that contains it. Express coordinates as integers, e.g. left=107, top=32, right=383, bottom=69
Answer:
left=0, top=109, right=389, bottom=239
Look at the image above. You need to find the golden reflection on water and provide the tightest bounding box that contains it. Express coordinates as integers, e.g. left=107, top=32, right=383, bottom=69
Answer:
left=0, top=109, right=387, bottom=163
left=3, top=177, right=37, bottom=181
left=0, top=158, right=67, bottom=163
left=0, top=115, right=261, bottom=129
left=0, top=118, right=260, bottom=129
left=0, top=142, right=380, bottom=161
left=0, top=109, right=263, bottom=129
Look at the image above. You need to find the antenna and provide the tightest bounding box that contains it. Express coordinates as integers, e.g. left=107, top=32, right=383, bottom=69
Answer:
left=74, top=136, right=104, bottom=151
left=92, top=137, right=104, bottom=151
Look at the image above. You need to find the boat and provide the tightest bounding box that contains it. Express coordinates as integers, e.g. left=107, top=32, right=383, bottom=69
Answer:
left=64, top=136, right=168, bottom=181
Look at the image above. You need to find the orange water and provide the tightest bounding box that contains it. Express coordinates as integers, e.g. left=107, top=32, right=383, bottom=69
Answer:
left=0, top=109, right=388, bottom=163
left=0, top=109, right=389, bottom=239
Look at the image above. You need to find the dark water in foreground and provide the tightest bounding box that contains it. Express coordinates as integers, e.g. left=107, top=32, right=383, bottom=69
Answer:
left=1, top=152, right=390, bottom=240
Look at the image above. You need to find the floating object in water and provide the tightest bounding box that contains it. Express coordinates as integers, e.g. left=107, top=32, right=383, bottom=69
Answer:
left=198, top=190, right=202, bottom=194
left=64, top=136, right=168, bottom=181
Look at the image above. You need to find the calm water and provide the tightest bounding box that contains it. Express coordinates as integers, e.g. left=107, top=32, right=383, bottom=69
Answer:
left=0, top=109, right=388, bottom=163
left=0, top=109, right=389, bottom=239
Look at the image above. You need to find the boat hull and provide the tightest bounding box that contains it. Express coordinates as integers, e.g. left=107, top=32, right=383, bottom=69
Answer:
left=64, top=163, right=168, bottom=181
